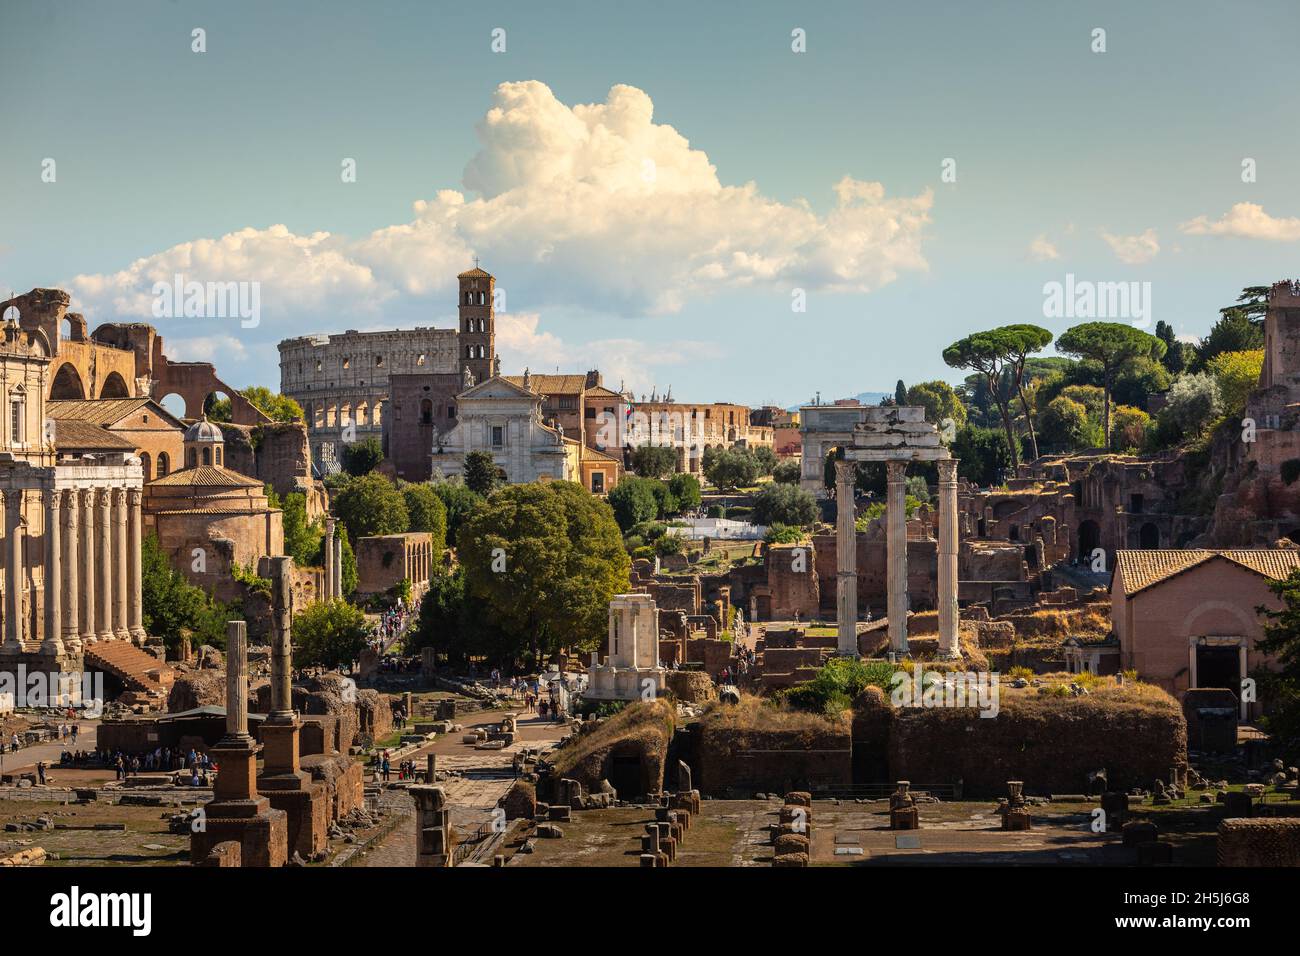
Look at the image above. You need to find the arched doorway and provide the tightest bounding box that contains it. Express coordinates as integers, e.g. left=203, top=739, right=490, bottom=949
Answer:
left=1139, top=522, right=1160, bottom=549
left=1078, top=520, right=1101, bottom=562
left=49, top=363, right=86, bottom=400
left=99, top=371, right=130, bottom=398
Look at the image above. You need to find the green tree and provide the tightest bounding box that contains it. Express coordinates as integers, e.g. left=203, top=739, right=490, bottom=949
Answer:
left=648, top=479, right=679, bottom=519
left=1160, top=372, right=1222, bottom=439
left=1038, top=396, right=1094, bottom=452
left=341, top=436, right=384, bottom=477
left=630, top=444, right=677, bottom=478
left=431, top=480, right=484, bottom=547
left=459, top=481, right=630, bottom=663
left=1056, top=322, right=1165, bottom=445
left=951, top=426, right=1011, bottom=487
left=906, top=380, right=967, bottom=434
left=1218, top=285, right=1270, bottom=322
left=292, top=599, right=370, bottom=669
left=334, top=472, right=409, bottom=541
left=240, top=386, right=304, bottom=423
left=749, top=445, right=777, bottom=476
left=141, top=533, right=235, bottom=655
left=894, top=379, right=908, bottom=406
left=1207, top=349, right=1264, bottom=412
left=771, top=460, right=802, bottom=484
left=702, top=446, right=761, bottom=490
left=1110, top=404, right=1151, bottom=452
left=608, top=476, right=658, bottom=531
left=1155, top=321, right=1187, bottom=375
left=1195, top=308, right=1264, bottom=371
left=402, top=482, right=448, bottom=552
left=752, top=482, right=818, bottom=526
left=667, top=472, right=702, bottom=511
left=463, top=450, right=503, bottom=496
left=943, top=332, right=1021, bottom=470
left=204, top=393, right=232, bottom=422
left=281, top=491, right=324, bottom=567
left=998, top=324, right=1053, bottom=461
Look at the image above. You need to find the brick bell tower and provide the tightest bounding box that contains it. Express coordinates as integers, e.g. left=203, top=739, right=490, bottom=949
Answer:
left=457, top=261, right=495, bottom=385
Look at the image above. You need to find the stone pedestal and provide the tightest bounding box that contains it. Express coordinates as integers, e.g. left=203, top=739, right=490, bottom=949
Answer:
left=412, top=785, right=453, bottom=867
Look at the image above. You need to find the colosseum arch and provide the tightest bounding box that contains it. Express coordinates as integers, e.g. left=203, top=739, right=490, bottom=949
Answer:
left=49, top=363, right=86, bottom=400
left=99, top=371, right=130, bottom=399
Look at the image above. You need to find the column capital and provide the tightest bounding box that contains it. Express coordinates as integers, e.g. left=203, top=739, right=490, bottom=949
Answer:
left=127, top=486, right=143, bottom=506
left=43, top=486, right=61, bottom=511
left=60, top=488, right=78, bottom=512
left=938, top=458, right=959, bottom=483
left=886, top=459, right=908, bottom=483
left=79, top=487, right=96, bottom=508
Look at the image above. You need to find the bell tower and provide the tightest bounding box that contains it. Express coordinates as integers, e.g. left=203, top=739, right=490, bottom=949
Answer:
left=457, top=261, right=495, bottom=385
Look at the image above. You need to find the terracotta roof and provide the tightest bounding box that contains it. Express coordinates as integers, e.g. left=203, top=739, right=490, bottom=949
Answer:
left=457, top=267, right=492, bottom=279
left=584, top=386, right=626, bottom=400
left=52, top=421, right=136, bottom=451
left=147, top=465, right=262, bottom=489
left=581, top=444, right=622, bottom=464
left=47, top=398, right=183, bottom=428
left=1115, top=549, right=1300, bottom=595
left=503, top=374, right=589, bottom=395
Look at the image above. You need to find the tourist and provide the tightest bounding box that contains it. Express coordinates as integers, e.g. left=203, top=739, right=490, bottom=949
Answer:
left=381, top=751, right=391, bottom=782
left=36, top=761, right=46, bottom=785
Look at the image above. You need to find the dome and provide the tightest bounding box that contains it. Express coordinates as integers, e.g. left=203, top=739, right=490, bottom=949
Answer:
left=184, top=416, right=224, bottom=442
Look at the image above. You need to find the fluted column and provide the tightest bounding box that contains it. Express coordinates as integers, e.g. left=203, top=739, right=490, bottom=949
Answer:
left=3, top=490, right=25, bottom=651
left=41, top=488, right=63, bottom=657
left=938, top=458, right=960, bottom=659
left=60, top=489, right=80, bottom=653
left=95, top=489, right=114, bottom=642
left=834, top=458, right=858, bottom=658
left=112, top=488, right=129, bottom=641
left=886, top=459, right=909, bottom=655
left=79, top=489, right=96, bottom=645
left=127, top=488, right=146, bottom=644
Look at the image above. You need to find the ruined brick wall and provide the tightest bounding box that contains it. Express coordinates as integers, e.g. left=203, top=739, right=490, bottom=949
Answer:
left=887, top=692, right=1186, bottom=797
left=644, top=580, right=699, bottom=615
left=219, top=421, right=327, bottom=518
left=765, top=543, right=820, bottom=619
left=696, top=715, right=851, bottom=794
left=686, top=638, right=733, bottom=679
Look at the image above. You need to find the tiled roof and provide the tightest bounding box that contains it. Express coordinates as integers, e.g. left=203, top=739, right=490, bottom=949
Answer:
left=47, top=398, right=152, bottom=424
left=503, top=374, right=589, bottom=396
left=147, top=465, right=262, bottom=489
left=582, top=444, right=622, bottom=464
left=52, top=420, right=136, bottom=450
left=457, top=267, right=492, bottom=279
left=1115, top=549, right=1300, bottom=595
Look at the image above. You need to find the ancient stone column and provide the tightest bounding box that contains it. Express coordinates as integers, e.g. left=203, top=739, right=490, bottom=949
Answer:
left=834, top=458, right=858, bottom=658
left=3, top=490, right=25, bottom=651
left=60, top=489, right=80, bottom=653
left=268, top=557, right=295, bottom=723
left=127, top=488, right=146, bottom=644
left=225, top=620, right=250, bottom=741
left=886, top=459, right=909, bottom=655
left=41, top=488, right=63, bottom=658
left=111, top=488, right=130, bottom=641
left=323, top=518, right=336, bottom=600
left=938, top=458, right=960, bottom=659
left=333, top=532, right=343, bottom=598
left=79, top=489, right=96, bottom=646
left=95, top=489, right=114, bottom=643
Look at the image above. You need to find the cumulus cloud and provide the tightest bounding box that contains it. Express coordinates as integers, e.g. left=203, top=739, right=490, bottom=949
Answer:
left=495, top=311, right=719, bottom=395
left=1027, top=234, right=1059, bottom=261
left=1179, top=202, right=1300, bottom=241
left=66, top=81, right=933, bottom=328
left=1100, top=228, right=1160, bottom=264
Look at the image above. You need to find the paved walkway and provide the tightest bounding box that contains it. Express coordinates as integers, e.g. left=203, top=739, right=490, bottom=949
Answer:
left=0, top=720, right=98, bottom=777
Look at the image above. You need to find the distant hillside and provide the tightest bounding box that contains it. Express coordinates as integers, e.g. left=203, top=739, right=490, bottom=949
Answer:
left=786, top=391, right=889, bottom=412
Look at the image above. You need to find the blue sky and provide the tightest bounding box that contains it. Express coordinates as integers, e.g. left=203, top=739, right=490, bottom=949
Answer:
left=2, top=0, right=1298, bottom=407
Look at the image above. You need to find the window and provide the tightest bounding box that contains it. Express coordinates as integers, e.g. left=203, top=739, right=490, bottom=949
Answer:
left=448, top=405, right=456, bottom=418
left=417, top=353, right=426, bottom=366
left=478, top=292, right=485, bottom=305
left=420, top=399, right=433, bottom=424
left=202, top=447, right=212, bottom=466
left=315, top=359, right=322, bottom=372
left=342, top=356, right=351, bottom=369
left=9, top=397, right=23, bottom=444
left=187, top=449, right=197, bottom=468
left=491, top=425, right=503, bottom=447
left=559, top=396, right=577, bottom=411
left=376, top=355, right=384, bottom=368
left=215, top=447, right=223, bottom=466
left=592, top=472, right=604, bottom=494
left=158, top=452, right=170, bottom=477
left=140, top=452, right=151, bottom=481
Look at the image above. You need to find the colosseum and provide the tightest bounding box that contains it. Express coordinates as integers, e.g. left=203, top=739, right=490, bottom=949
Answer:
left=278, top=266, right=496, bottom=472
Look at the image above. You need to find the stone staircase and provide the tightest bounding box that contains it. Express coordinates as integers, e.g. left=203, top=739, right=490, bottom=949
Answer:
left=84, top=641, right=176, bottom=702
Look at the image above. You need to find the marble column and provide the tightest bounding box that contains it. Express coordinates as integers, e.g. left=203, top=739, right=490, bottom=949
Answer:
left=886, top=459, right=909, bottom=656
left=834, top=459, right=858, bottom=657
left=323, top=518, right=336, bottom=600
left=225, top=619, right=250, bottom=739
left=79, top=489, right=96, bottom=646
left=95, top=489, right=114, bottom=643
left=111, top=488, right=130, bottom=641
left=41, top=488, right=63, bottom=657
left=333, top=533, right=343, bottom=598
left=938, top=458, right=960, bottom=659
left=3, top=490, right=25, bottom=652
left=127, top=488, right=146, bottom=644
left=60, top=489, right=80, bottom=654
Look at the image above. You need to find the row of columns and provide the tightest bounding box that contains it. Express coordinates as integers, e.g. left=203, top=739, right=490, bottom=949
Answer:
left=834, top=457, right=960, bottom=660
left=408, top=539, right=434, bottom=584
left=0, top=486, right=144, bottom=657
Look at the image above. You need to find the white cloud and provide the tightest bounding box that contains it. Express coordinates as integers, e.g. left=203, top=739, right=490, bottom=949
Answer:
left=495, top=310, right=719, bottom=395
left=1101, top=228, right=1160, bottom=264
left=1179, top=202, right=1300, bottom=241
left=1027, top=234, right=1059, bottom=261
left=65, top=81, right=933, bottom=327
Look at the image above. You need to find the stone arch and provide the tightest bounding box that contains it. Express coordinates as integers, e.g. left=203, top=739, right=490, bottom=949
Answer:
left=160, top=393, right=187, bottom=419
left=99, top=370, right=130, bottom=399
left=356, top=402, right=369, bottom=426
left=203, top=390, right=232, bottom=421
left=49, top=362, right=86, bottom=400
left=1139, top=522, right=1160, bottom=549
left=157, top=452, right=170, bottom=477
left=139, top=451, right=152, bottom=481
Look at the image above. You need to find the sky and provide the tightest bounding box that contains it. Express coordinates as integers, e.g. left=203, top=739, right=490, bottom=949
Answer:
left=2, top=0, right=1298, bottom=408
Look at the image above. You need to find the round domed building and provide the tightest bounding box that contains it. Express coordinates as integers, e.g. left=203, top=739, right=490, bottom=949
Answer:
left=142, top=416, right=283, bottom=601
